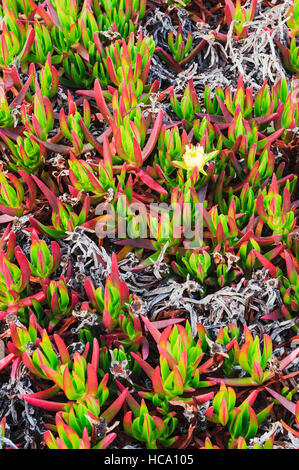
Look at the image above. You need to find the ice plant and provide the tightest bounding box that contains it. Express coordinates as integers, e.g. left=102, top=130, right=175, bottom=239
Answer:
left=68, top=151, right=118, bottom=204
left=85, top=253, right=130, bottom=332
left=216, top=324, right=240, bottom=377
left=45, top=387, right=128, bottom=449
left=2, top=0, right=36, bottom=18
left=0, top=90, right=14, bottom=127
left=30, top=53, right=59, bottom=99
left=99, top=0, right=147, bottom=21
left=0, top=11, right=29, bottom=67
left=152, top=126, right=216, bottom=192
left=167, top=0, right=191, bottom=6
left=78, top=31, right=156, bottom=91
left=205, top=384, right=236, bottom=426
left=20, top=337, right=109, bottom=404
left=170, top=79, right=201, bottom=130
left=215, top=105, right=283, bottom=154
left=0, top=417, right=6, bottom=449
left=201, top=75, right=298, bottom=144
left=29, top=175, right=91, bottom=238
left=244, top=144, right=276, bottom=189
left=230, top=436, right=274, bottom=449
left=7, top=313, right=40, bottom=357
left=1, top=131, right=47, bottom=174
left=167, top=26, right=193, bottom=64
left=203, top=205, right=240, bottom=249
left=145, top=206, right=182, bottom=260
left=275, top=37, right=299, bottom=75
left=211, top=325, right=273, bottom=386
left=224, top=0, right=257, bottom=38
left=193, top=117, right=222, bottom=153
left=206, top=385, right=273, bottom=446
left=123, top=399, right=178, bottom=449
left=44, top=409, right=116, bottom=449
left=201, top=437, right=220, bottom=449
left=237, top=238, right=262, bottom=272
left=92, top=75, right=158, bottom=125
left=203, top=85, right=225, bottom=116
left=25, top=21, right=54, bottom=66
left=18, top=329, right=72, bottom=381
left=60, top=52, right=93, bottom=89
left=85, top=254, right=143, bottom=349
left=171, top=249, right=212, bottom=292
left=205, top=76, right=253, bottom=119
left=256, top=175, right=296, bottom=244
left=227, top=399, right=273, bottom=446
left=0, top=226, right=16, bottom=260
left=44, top=414, right=113, bottom=449
left=153, top=125, right=189, bottom=185
left=273, top=82, right=299, bottom=143
left=40, top=357, right=108, bottom=403
left=69, top=147, right=138, bottom=208
left=214, top=252, right=240, bottom=288
left=0, top=0, right=298, bottom=451
left=21, top=81, right=54, bottom=141
left=157, top=25, right=206, bottom=71
left=110, top=108, right=163, bottom=166
left=0, top=171, right=36, bottom=217
left=29, top=230, right=61, bottom=279
left=0, top=246, right=31, bottom=310
left=287, top=0, right=299, bottom=36
left=59, top=92, right=92, bottom=155
left=43, top=279, right=79, bottom=330
left=225, top=183, right=256, bottom=227
left=253, top=77, right=299, bottom=143
left=104, top=32, right=155, bottom=87
left=132, top=320, right=214, bottom=411
left=279, top=250, right=299, bottom=321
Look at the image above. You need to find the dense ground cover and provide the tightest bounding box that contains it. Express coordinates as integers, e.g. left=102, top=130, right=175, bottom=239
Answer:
left=0, top=0, right=298, bottom=450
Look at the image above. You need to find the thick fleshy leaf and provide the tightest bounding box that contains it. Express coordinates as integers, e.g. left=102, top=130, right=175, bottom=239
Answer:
left=137, top=170, right=168, bottom=195
left=265, top=387, right=296, bottom=415
left=219, top=397, right=229, bottom=426
left=280, top=347, right=299, bottom=370
left=53, top=334, right=71, bottom=365
left=19, top=395, right=67, bottom=412
left=0, top=353, right=15, bottom=371
left=140, top=315, right=161, bottom=344
left=130, top=352, right=154, bottom=379
left=97, top=432, right=117, bottom=449
left=101, top=388, right=128, bottom=424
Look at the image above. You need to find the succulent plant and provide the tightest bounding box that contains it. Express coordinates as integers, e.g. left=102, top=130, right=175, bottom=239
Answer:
left=224, top=0, right=257, bottom=38
left=123, top=398, right=178, bottom=449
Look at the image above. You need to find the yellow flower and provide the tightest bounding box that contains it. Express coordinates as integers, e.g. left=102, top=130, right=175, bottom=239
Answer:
left=182, top=145, right=218, bottom=174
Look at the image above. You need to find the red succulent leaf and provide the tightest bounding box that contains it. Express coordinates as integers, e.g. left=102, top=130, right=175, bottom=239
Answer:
left=265, top=387, right=296, bottom=415
left=141, top=110, right=163, bottom=161
left=252, top=251, right=278, bottom=277
left=280, top=347, right=299, bottom=371
left=97, top=432, right=117, bottom=449
left=158, top=345, right=178, bottom=369
left=140, top=315, right=161, bottom=343
left=83, top=364, right=97, bottom=398
left=19, top=395, right=68, bottom=412
left=0, top=353, right=15, bottom=371
left=130, top=352, right=154, bottom=379
left=101, top=388, right=128, bottom=424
